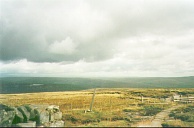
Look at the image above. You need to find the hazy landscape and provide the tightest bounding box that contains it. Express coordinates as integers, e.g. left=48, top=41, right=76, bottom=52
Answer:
left=1, top=0, right=194, bottom=127
left=0, top=77, right=194, bottom=127
left=1, top=76, right=194, bottom=94
left=0, top=85, right=194, bottom=127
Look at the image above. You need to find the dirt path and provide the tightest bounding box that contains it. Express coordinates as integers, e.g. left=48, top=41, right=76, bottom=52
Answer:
left=137, top=105, right=181, bottom=127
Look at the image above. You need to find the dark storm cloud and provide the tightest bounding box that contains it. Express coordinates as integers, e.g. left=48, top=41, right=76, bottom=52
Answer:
left=0, top=0, right=194, bottom=77
left=0, top=0, right=116, bottom=62
left=1, top=0, right=193, bottom=63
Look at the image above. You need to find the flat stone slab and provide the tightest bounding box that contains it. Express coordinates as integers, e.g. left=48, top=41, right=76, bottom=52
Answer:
left=15, top=121, right=36, bottom=127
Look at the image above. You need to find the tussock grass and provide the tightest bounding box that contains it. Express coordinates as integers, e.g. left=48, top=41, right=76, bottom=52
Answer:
left=1, top=88, right=192, bottom=126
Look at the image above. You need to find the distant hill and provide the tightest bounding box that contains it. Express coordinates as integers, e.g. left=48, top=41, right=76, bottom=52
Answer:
left=0, top=77, right=194, bottom=94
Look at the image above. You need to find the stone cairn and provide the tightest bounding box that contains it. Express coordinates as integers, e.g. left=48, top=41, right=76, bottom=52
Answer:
left=0, top=104, right=64, bottom=127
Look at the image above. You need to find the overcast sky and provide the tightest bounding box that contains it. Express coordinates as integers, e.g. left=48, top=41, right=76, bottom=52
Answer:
left=0, top=0, right=194, bottom=77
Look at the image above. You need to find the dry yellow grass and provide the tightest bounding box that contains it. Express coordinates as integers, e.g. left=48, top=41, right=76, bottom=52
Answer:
left=0, top=88, right=183, bottom=127
left=0, top=88, right=161, bottom=111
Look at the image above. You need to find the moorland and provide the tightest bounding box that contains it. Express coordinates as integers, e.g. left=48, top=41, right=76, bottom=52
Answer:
left=0, top=87, right=194, bottom=127
left=0, top=76, right=194, bottom=94
left=0, top=77, right=193, bottom=127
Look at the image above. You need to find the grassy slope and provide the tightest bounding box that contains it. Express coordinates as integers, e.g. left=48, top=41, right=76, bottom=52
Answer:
left=0, top=88, right=173, bottom=127
left=0, top=88, right=193, bottom=127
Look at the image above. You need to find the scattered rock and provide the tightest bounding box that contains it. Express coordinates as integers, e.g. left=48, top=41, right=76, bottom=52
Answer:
left=53, top=111, right=63, bottom=121
left=0, top=104, right=14, bottom=111
left=38, top=110, right=50, bottom=125
left=46, top=105, right=60, bottom=112
left=12, top=107, right=24, bottom=124
left=0, top=104, right=64, bottom=127
left=49, top=120, right=65, bottom=127
left=0, top=110, right=15, bottom=127
left=17, top=106, right=31, bottom=122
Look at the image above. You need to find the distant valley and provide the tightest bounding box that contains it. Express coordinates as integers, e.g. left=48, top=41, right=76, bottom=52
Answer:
left=0, top=76, right=194, bottom=94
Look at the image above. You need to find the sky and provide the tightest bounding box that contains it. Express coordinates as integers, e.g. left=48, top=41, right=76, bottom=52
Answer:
left=0, top=0, right=194, bottom=77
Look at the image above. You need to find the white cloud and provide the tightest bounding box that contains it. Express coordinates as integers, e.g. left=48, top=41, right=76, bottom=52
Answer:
left=1, top=54, right=194, bottom=77
left=48, top=37, right=77, bottom=55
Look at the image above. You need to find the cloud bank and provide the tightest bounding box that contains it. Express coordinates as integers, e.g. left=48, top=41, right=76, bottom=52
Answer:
left=0, top=0, right=194, bottom=77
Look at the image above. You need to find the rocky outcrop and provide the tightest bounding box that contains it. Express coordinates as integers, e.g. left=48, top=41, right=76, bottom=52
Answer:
left=0, top=104, right=64, bottom=127
left=0, top=110, right=15, bottom=127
